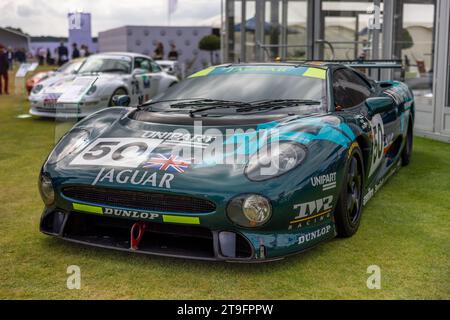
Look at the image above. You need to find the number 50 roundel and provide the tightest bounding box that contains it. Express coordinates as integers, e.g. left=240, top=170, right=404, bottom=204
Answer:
left=70, top=138, right=162, bottom=168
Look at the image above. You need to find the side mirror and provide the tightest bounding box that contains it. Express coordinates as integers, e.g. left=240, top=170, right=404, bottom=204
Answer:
left=111, top=95, right=131, bottom=107
left=365, top=97, right=395, bottom=116
left=132, top=68, right=147, bottom=76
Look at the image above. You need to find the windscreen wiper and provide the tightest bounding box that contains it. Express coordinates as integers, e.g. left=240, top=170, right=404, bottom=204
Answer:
left=170, top=99, right=251, bottom=108
left=137, top=98, right=208, bottom=110
left=236, top=99, right=321, bottom=112
left=185, top=100, right=252, bottom=118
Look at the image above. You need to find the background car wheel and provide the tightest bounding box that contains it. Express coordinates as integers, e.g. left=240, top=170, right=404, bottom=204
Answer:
left=109, top=88, right=128, bottom=106
left=334, top=144, right=364, bottom=238
left=401, top=120, right=413, bottom=166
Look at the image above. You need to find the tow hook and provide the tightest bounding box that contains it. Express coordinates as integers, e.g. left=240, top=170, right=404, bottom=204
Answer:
left=130, top=221, right=148, bottom=250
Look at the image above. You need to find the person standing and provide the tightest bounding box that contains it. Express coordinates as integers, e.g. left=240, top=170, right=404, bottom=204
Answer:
left=153, top=42, right=164, bottom=60
left=72, top=43, right=80, bottom=59
left=38, top=47, right=46, bottom=65
left=7, top=47, right=13, bottom=70
left=168, top=43, right=179, bottom=61
left=0, top=46, right=10, bottom=95
left=79, top=45, right=86, bottom=58
left=46, top=48, right=53, bottom=65
left=57, top=41, right=68, bottom=66
left=83, top=45, right=91, bottom=57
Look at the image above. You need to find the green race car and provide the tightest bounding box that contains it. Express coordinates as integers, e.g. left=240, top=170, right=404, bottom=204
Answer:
left=39, top=62, right=414, bottom=262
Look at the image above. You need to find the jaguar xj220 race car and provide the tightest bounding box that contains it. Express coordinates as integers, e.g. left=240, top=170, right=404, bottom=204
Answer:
left=39, top=62, right=414, bottom=262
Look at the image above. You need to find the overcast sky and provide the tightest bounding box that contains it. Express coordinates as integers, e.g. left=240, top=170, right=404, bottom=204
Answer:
left=1, top=0, right=434, bottom=37
left=0, top=0, right=222, bottom=37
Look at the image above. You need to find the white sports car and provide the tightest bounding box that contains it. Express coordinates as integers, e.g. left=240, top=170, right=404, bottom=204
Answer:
left=29, top=52, right=178, bottom=118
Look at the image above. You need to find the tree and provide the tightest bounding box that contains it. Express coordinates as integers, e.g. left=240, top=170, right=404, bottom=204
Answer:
left=198, top=34, right=220, bottom=65
left=400, top=28, right=414, bottom=51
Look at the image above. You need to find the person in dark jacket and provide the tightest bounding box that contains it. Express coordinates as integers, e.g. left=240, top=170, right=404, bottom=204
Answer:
left=72, top=43, right=80, bottom=59
left=46, top=48, right=54, bottom=65
left=7, top=47, right=14, bottom=70
left=57, top=42, right=68, bottom=66
left=168, top=44, right=179, bottom=61
left=0, top=46, right=10, bottom=94
left=153, top=42, right=164, bottom=60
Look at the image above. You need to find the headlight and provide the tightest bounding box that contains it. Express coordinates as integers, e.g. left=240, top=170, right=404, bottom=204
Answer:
left=86, top=85, right=97, bottom=95
left=227, top=194, right=272, bottom=228
left=47, top=128, right=91, bottom=164
left=38, top=173, right=54, bottom=206
left=32, top=84, right=44, bottom=94
left=245, top=141, right=307, bottom=181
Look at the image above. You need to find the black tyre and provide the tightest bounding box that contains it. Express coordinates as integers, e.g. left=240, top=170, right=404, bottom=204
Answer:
left=401, top=120, right=413, bottom=166
left=109, top=88, right=128, bottom=106
left=334, top=144, right=364, bottom=238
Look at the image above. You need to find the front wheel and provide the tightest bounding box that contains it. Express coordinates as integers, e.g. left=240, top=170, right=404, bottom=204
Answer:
left=401, top=120, right=413, bottom=166
left=109, top=88, right=128, bottom=106
left=334, top=144, right=364, bottom=237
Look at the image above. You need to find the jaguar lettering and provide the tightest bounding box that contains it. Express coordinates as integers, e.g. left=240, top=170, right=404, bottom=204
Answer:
left=92, top=168, right=174, bottom=189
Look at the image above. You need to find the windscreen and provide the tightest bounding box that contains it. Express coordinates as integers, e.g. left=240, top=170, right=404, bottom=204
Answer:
left=156, top=65, right=327, bottom=105
left=58, top=60, right=83, bottom=74
left=78, top=55, right=132, bottom=74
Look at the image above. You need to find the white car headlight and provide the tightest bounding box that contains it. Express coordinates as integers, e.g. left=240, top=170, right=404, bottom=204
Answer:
left=32, top=84, right=44, bottom=94
left=227, top=194, right=272, bottom=228
left=86, top=85, right=97, bottom=96
left=38, top=173, right=54, bottom=206
left=245, top=141, right=307, bottom=181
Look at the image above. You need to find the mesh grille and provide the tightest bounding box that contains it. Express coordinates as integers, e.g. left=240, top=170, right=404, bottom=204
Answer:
left=62, top=186, right=216, bottom=214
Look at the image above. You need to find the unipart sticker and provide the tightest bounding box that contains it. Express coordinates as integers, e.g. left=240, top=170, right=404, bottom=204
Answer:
left=70, top=138, right=162, bottom=168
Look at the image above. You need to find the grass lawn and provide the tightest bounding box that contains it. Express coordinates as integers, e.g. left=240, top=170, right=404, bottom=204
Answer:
left=0, top=67, right=449, bottom=299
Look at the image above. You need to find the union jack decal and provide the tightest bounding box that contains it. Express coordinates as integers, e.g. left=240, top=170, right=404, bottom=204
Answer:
left=143, top=154, right=191, bottom=173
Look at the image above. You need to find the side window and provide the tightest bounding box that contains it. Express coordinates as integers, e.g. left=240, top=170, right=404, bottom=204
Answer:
left=134, top=58, right=151, bottom=72
left=151, top=62, right=162, bottom=73
left=333, top=70, right=353, bottom=109
left=342, top=69, right=372, bottom=104
left=333, top=69, right=372, bottom=109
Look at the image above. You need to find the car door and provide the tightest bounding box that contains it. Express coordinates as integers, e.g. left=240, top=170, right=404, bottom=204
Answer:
left=333, top=68, right=397, bottom=182
left=149, top=61, right=164, bottom=94
left=333, top=68, right=384, bottom=179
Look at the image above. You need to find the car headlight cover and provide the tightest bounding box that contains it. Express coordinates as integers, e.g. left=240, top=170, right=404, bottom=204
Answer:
left=86, top=84, right=97, bottom=95
left=48, top=128, right=91, bottom=164
left=38, top=173, right=54, bottom=206
left=227, top=194, right=272, bottom=228
left=245, top=141, right=307, bottom=181
left=32, top=84, right=44, bottom=94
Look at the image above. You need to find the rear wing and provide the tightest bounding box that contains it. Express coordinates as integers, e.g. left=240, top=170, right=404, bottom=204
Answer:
left=285, top=59, right=404, bottom=81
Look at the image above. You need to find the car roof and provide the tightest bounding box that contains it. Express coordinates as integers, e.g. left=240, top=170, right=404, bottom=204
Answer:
left=156, top=60, right=177, bottom=65
left=212, top=62, right=341, bottom=70
left=89, top=52, right=153, bottom=60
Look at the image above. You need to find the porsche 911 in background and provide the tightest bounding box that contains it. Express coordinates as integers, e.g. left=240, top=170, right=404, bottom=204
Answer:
left=29, top=52, right=178, bottom=118
left=38, top=62, right=414, bottom=262
left=26, top=57, right=85, bottom=95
